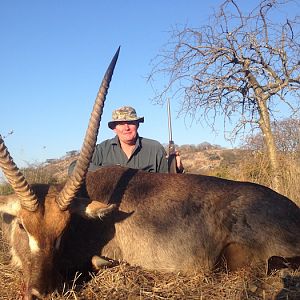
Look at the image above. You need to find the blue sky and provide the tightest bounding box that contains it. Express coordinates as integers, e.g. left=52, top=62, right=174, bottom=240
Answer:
left=0, top=0, right=297, bottom=169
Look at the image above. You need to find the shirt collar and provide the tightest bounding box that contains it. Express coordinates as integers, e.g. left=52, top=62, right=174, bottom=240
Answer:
left=111, top=134, right=141, bottom=149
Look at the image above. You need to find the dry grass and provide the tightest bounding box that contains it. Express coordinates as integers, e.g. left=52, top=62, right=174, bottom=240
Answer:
left=182, top=149, right=300, bottom=206
left=0, top=230, right=299, bottom=299
left=226, top=152, right=300, bottom=206
left=0, top=244, right=300, bottom=300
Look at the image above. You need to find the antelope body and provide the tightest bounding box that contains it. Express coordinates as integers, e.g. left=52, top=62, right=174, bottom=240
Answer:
left=0, top=47, right=300, bottom=299
left=72, top=165, right=300, bottom=273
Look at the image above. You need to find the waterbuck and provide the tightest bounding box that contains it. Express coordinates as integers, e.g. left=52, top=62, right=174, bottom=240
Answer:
left=0, top=48, right=119, bottom=299
left=1, top=48, right=300, bottom=299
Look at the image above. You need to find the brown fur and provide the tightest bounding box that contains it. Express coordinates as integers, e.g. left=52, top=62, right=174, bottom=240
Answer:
left=1, top=165, right=300, bottom=297
left=0, top=183, right=114, bottom=298
left=63, top=165, right=300, bottom=273
left=1, top=184, right=70, bottom=297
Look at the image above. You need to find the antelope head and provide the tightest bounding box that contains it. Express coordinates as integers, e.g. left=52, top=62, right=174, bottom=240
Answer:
left=0, top=48, right=120, bottom=299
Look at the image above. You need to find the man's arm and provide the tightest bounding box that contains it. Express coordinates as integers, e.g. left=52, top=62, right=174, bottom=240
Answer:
left=175, top=152, right=184, bottom=173
left=68, top=144, right=103, bottom=175
left=156, top=146, right=169, bottom=173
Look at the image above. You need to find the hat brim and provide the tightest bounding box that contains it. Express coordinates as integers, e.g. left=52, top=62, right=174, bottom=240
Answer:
left=108, top=117, right=144, bottom=129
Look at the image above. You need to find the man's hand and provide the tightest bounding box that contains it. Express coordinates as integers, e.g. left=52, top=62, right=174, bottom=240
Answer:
left=175, top=151, right=184, bottom=173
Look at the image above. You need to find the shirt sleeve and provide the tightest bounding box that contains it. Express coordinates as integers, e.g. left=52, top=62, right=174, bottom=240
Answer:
left=68, top=140, right=109, bottom=175
left=67, top=144, right=102, bottom=175
left=91, top=143, right=104, bottom=166
left=156, top=146, right=169, bottom=173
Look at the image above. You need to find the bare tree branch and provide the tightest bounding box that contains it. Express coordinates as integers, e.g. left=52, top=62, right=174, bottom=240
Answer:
left=148, top=0, right=300, bottom=192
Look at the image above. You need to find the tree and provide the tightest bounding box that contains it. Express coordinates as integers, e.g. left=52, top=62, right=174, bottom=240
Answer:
left=273, top=119, right=300, bottom=153
left=242, top=118, right=300, bottom=153
left=149, top=0, right=300, bottom=192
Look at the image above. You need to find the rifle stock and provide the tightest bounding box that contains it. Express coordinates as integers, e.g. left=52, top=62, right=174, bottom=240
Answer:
left=168, top=146, right=177, bottom=173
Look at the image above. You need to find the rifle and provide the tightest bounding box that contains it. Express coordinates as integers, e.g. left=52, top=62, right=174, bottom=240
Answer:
left=167, top=99, right=177, bottom=173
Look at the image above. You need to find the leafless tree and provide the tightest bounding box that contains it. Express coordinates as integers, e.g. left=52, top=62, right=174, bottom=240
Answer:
left=243, top=118, right=300, bottom=153
left=149, top=0, right=300, bottom=192
left=273, top=118, right=300, bottom=153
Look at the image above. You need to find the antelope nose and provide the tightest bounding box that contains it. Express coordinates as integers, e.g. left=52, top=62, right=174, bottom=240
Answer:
left=22, top=290, right=42, bottom=300
left=31, top=288, right=44, bottom=299
left=22, top=284, right=44, bottom=300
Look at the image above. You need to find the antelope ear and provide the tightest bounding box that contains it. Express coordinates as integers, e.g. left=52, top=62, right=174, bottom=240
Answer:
left=0, top=195, right=21, bottom=216
left=70, top=197, right=117, bottom=219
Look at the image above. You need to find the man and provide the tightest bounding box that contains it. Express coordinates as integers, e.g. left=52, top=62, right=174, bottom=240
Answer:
left=69, top=106, right=183, bottom=174
left=68, top=106, right=184, bottom=268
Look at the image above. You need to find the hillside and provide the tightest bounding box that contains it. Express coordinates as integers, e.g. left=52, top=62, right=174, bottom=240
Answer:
left=2, top=144, right=299, bottom=206
left=42, top=154, right=78, bottom=182
left=39, top=146, right=243, bottom=183
left=36, top=146, right=300, bottom=207
left=180, top=148, right=243, bottom=174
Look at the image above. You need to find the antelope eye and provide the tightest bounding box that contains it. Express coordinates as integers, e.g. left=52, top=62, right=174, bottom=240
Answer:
left=17, top=220, right=25, bottom=230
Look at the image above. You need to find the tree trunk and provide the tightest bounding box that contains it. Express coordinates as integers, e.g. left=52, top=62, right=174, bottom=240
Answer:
left=244, top=59, right=282, bottom=193
left=257, top=99, right=282, bottom=193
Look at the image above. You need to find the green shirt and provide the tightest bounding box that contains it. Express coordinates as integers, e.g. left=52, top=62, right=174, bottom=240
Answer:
left=68, top=135, right=169, bottom=174
left=90, top=135, right=168, bottom=173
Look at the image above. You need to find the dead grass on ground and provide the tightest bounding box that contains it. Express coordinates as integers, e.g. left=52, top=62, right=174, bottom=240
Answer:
left=0, top=235, right=299, bottom=300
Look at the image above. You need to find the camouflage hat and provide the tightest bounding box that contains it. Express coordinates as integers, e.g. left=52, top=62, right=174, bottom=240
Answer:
left=108, top=106, right=144, bottom=129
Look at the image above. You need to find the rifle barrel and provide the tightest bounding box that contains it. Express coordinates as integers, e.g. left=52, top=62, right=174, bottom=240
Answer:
left=167, top=98, right=173, bottom=143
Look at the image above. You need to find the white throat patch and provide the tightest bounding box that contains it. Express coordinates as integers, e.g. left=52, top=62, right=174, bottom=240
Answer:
left=28, top=233, right=40, bottom=253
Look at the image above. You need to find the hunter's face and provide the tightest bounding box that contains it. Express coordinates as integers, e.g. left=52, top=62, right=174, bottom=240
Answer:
left=113, top=121, right=139, bottom=145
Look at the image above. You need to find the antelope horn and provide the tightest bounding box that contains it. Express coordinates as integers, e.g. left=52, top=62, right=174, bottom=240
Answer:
left=56, top=47, right=120, bottom=210
left=0, top=136, right=38, bottom=211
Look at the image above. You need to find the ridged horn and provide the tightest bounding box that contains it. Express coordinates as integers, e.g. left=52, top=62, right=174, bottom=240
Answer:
left=56, top=47, right=120, bottom=210
left=0, top=136, right=39, bottom=211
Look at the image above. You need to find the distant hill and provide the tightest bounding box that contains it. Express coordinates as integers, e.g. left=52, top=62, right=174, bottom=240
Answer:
left=179, top=148, right=243, bottom=175
left=2, top=144, right=300, bottom=207
left=39, top=144, right=245, bottom=183
left=42, top=153, right=78, bottom=183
